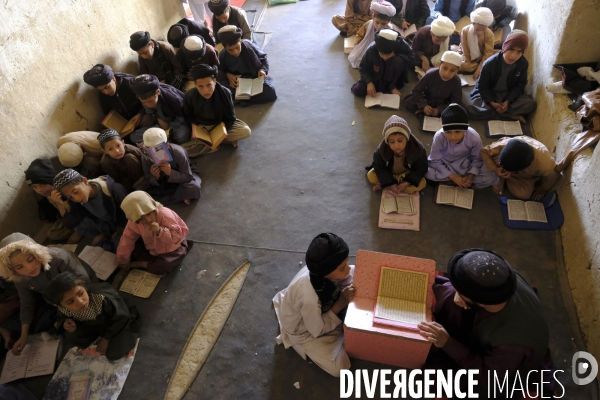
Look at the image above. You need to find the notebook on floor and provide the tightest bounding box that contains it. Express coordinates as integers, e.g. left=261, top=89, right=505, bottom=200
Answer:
left=378, top=190, right=420, bottom=231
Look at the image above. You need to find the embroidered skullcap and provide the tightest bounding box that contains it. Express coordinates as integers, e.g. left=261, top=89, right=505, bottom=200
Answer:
left=441, top=103, right=469, bottom=132
left=305, top=233, right=349, bottom=277
left=83, top=64, right=114, bottom=87
left=217, top=25, right=243, bottom=46
left=431, top=16, right=455, bottom=37
left=441, top=50, right=463, bottom=67
left=130, top=74, right=160, bottom=95
left=471, top=7, right=494, bottom=26
left=57, top=143, right=84, bottom=168
left=167, top=23, right=190, bottom=48
left=375, top=28, right=400, bottom=54
left=25, top=159, right=56, bottom=186
left=121, top=191, right=162, bottom=222
left=46, top=272, right=80, bottom=305
left=371, top=0, right=396, bottom=17
left=498, top=138, right=535, bottom=172
left=182, top=35, right=207, bottom=61
left=97, top=129, right=121, bottom=146
left=502, top=30, right=529, bottom=53
left=382, top=115, right=410, bottom=143
left=143, top=128, right=168, bottom=148
left=191, top=64, right=218, bottom=81
left=53, top=169, right=83, bottom=190
left=448, top=248, right=517, bottom=305
left=129, top=31, right=151, bottom=51
left=208, top=0, right=230, bottom=15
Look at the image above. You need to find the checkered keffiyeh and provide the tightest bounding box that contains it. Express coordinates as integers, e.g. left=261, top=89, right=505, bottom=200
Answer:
left=97, top=129, right=121, bottom=146
left=53, top=168, right=82, bottom=190
left=59, top=293, right=105, bottom=321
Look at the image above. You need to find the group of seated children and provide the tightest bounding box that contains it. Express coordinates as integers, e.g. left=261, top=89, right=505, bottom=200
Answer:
left=273, top=235, right=556, bottom=397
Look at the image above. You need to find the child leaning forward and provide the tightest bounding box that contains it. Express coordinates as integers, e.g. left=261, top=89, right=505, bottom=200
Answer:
left=367, top=115, right=428, bottom=194
left=116, top=191, right=192, bottom=275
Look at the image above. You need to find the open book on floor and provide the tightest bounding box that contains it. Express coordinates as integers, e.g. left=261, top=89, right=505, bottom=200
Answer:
left=119, top=269, right=161, bottom=298
left=373, top=267, right=430, bottom=331
left=422, top=116, right=442, bottom=132
left=381, top=195, right=416, bottom=215
left=459, top=74, right=477, bottom=87
left=78, top=246, right=118, bottom=281
left=344, top=36, right=355, bottom=54
left=0, top=334, right=60, bottom=384
left=485, top=120, right=523, bottom=138
left=378, top=190, right=420, bottom=231
left=435, top=185, right=474, bottom=209
left=101, top=110, right=136, bottom=137
left=507, top=199, right=547, bottom=223
left=192, top=122, right=228, bottom=150
left=235, top=77, right=264, bottom=100
left=499, top=191, right=564, bottom=230
left=365, top=93, right=400, bottom=110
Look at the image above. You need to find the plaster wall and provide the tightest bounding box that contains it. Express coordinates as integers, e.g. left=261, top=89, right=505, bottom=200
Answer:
left=515, top=0, right=600, bottom=359
left=0, top=0, right=184, bottom=239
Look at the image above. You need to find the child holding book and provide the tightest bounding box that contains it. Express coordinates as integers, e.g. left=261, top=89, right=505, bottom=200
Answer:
left=481, top=137, right=561, bottom=200
left=184, top=64, right=251, bottom=150
left=403, top=51, right=463, bottom=118
left=412, top=17, right=455, bottom=73
left=348, top=1, right=396, bottom=69
left=209, top=0, right=252, bottom=44
left=140, top=128, right=201, bottom=206
left=98, top=129, right=145, bottom=193
left=458, top=7, right=495, bottom=80
left=0, top=233, right=97, bottom=356
left=47, top=272, right=139, bottom=360
left=467, top=31, right=537, bottom=123
left=130, top=74, right=191, bottom=145
left=426, top=104, right=497, bottom=188
left=273, top=233, right=356, bottom=377
left=116, top=191, right=191, bottom=275
left=366, top=115, right=428, bottom=193
left=53, top=169, right=128, bottom=247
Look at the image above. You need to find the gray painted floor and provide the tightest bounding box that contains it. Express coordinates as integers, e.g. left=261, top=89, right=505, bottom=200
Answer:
left=10, top=0, right=597, bottom=399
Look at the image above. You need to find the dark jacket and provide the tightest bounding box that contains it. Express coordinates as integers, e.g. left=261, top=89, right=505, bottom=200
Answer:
left=62, top=175, right=128, bottom=231
left=370, top=135, right=428, bottom=188
left=178, top=18, right=215, bottom=46
left=359, top=41, right=415, bottom=89
left=476, top=0, right=518, bottom=28
left=437, top=0, right=472, bottom=19
left=99, top=73, right=144, bottom=120
left=177, top=42, right=220, bottom=76
left=219, top=39, right=269, bottom=78
left=470, top=52, right=529, bottom=104
left=183, top=83, right=237, bottom=130
left=35, top=193, right=59, bottom=222
left=100, top=144, right=144, bottom=193
left=212, top=6, right=252, bottom=44
left=390, top=0, right=431, bottom=28
left=154, top=83, right=186, bottom=119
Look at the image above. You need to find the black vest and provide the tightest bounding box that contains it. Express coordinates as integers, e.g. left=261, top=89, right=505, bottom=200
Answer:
left=442, top=0, right=470, bottom=18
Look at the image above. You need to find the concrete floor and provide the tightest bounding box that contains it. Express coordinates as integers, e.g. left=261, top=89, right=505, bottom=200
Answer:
left=11, top=0, right=597, bottom=398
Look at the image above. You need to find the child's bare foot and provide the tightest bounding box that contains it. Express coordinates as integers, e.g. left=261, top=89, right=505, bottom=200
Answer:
left=92, top=234, right=108, bottom=245
left=128, top=261, right=148, bottom=269
left=492, top=178, right=505, bottom=195
left=68, top=231, right=83, bottom=244
left=372, top=184, right=382, bottom=192
left=183, top=199, right=191, bottom=205
left=515, top=115, right=527, bottom=123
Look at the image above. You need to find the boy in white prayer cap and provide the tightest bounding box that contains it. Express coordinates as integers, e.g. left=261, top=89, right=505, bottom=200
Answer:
left=412, top=16, right=455, bottom=72
left=348, top=0, right=396, bottom=69
left=459, top=7, right=495, bottom=79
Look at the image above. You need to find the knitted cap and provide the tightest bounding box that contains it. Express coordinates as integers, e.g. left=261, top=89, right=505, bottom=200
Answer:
left=470, top=7, right=494, bottom=26
left=499, top=138, right=534, bottom=172
left=382, top=115, right=411, bottom=143
left=53, top=169, right=83, bottom=190
left=502, top=30, right=529, bottom=53
left=143, top=128, right=168, bottom=148
left=441, top=103, right=469, bottom=131
left=440, top=51, right=463, bottom=68
left=25, top=159, right=56, bottom=186
left=97, top=129, right=121, bottom=146
left=58, top=143, right=84, bottom=168
left=431, top=16, right=455, bottom=37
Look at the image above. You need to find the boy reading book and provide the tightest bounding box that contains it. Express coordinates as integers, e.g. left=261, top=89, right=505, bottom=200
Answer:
left=388, top=0, right=430, bottom=31
left=273, top=233, right=356, bottom=377
left=140, top=128, right=201, bottom=206
left=167, top=19, right=215, bottom=49
left=209, top=0, right=252, bottom=44
left=217, top=26, right=277, bottom=105
left=475, top=0, right=518, bottom=48
left=403, top=51, right=463, bottom=119
left=332, top=0, right=372, bottom=37
left=348, top=1, right=396, bottom=69
left=98, top=129, right=145, bottom=193
left=116, top=191, right=191, bottom=275
left=0, top=233, right=98, bottom=356
left=458, top=7, right=495, bottom=80
left=184, top=64, right=251, bottom=150
left=47, top=272, right=139, bottom=361
left=177, top=35, right=220, bottom=84
left=130, top=74, right=191, bottom=145
left=411, top=17, right=455, bottom=73
left=366, top=115, right=428, bottom=194
left=425, top=104, right=496, bottom=188
left=481, top=136, right=561, bottom=200
left=129, top=31, right=184, bottom=90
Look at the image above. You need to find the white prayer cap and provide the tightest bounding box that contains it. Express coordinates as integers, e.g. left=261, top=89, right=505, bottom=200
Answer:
left=143, top=127, right=168, bottom=148
left=378, top=28, right=399, bottom=42
left=184, top=35, right=204, bottom=51
left=470, top=7, right=494, bottom=26
left=441, top=51, right=463, bottom=67
left=371, top=0, right=396, bottom=17
left=217, top=25, right=237, bottom=34
left=431, top=16, right=455, bottom=37
left=57, top=143, right=84, bottom=167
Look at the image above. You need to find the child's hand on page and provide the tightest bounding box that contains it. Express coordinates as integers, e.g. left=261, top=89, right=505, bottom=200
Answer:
left=258, top=70, right=266, bottom=79
left=367, top=82, right=377, bottom=97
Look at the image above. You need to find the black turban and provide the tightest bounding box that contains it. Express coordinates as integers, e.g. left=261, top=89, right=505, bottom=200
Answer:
left=499, top=139, right=535, bottom=172
left=217, top=26, right=243, bottom=47
left=83, top=64, right=114, bottom=87
left=191, top=64, right=218, bottom=81
left=46, top=272, right=80, bottom=305
left=130, top=31, right=151, bottom=51
left=448, top=248, right=517, bottom=305
left=130, top=74, right=160, bottom=95
left=182, top=35, right=207, bottom=61
left=208, top=0, right=230, bottom=15
left=25, top=159, right=56, bottom=186
left=305, top=233, right=349, bottom=276
left=374, top=28, right=400, bottom=55
left=167, top=23, right=190, bottom=48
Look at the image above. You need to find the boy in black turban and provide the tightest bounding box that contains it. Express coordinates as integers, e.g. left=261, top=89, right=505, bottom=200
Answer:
left=167, top=18, right=215, bottom=49
left=272, top=233, right=357, bottom=377
left=129, top=31, right=185, bottom=90
left=418, top=249, right=555, bottom=397
left=208, top=0, right=252, bottom=45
